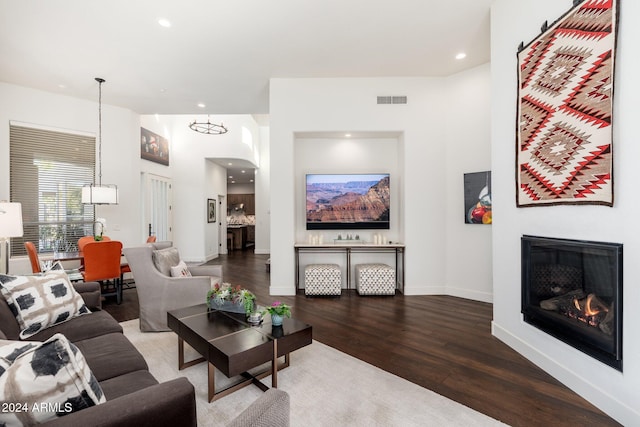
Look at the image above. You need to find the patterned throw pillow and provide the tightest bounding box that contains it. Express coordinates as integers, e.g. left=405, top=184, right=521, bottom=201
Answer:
left=0, top=271, right=90, bottom=339
left=152, top=247, right=181, bottom=276
left=170, top=260, right=192, bottom=277
left=0, top=334, right=105, bottom=426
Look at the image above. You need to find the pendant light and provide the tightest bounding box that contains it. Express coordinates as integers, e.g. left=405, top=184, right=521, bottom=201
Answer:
left=82, top=77, right=119, bottom=204
left=189, top=115, right=228, bottom=135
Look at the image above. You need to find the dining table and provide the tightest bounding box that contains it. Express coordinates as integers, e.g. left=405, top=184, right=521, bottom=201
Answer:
left=52, top=251, right=84, bottom=262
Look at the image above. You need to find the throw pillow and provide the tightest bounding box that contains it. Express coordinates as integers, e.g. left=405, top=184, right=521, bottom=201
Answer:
left=152, top=247, right=181, bottom=276
left=0, top=334, right=105, bottom=426
left=170, top=260, right=192, bottom=277
left=0, top=271, right=90, bottom=339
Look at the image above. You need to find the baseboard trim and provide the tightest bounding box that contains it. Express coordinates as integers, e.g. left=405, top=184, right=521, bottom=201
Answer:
left=446, top=286, right=493, bottom=303
left=491, top=322, right=637, bottom=426
left=270, top=284, right=296, bottom=296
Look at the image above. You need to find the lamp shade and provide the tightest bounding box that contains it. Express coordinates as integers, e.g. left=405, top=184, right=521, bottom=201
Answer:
left=82, top=184, right=119, bottom=205
left=0, top=202, right=24, bottom=238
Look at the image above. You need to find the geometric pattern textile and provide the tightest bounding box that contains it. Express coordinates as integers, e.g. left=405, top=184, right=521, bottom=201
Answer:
left=355, top=264, right=396, bottom=296
left=304, top=264, right=342, bottom=296
left=0, top=334, right=105, bottom=426
left=516, top=0, right=618, bottom=206
left=0, top=271, right=90, bottom=339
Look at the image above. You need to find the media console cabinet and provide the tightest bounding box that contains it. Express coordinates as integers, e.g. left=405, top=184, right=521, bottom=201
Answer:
left=294, top=243, right=405, bottom=293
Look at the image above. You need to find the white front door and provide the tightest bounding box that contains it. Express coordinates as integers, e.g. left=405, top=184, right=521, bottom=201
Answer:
left=144, top=173, right=172, bottom=242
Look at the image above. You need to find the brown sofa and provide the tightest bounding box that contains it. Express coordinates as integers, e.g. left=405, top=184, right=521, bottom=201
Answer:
left=0, top=280, right=197, bottom=427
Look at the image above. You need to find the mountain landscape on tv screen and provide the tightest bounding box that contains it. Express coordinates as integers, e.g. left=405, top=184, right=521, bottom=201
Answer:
left=306, top=176, right=390, bottom=223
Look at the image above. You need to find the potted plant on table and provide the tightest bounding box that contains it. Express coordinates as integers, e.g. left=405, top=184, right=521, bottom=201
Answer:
left=207, top=283, right=256, bottom=316
left=262, top=301, right=291, bottom=326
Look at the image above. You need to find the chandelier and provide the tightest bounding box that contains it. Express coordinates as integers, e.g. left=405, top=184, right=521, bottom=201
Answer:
left=189, top=116, right=228, bottom=135
left=82, top=77, right=119, bottom=204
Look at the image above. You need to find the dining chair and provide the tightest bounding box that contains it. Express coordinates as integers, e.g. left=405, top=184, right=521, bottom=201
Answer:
left=78, top=235, right=111, bottom=251
left=24, top=241, right=42, bottom=273
left=82, top=240, right=124, bottom=304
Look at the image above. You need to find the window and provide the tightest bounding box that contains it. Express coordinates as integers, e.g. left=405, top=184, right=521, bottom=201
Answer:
left=10, top=124, right=95, bottom=256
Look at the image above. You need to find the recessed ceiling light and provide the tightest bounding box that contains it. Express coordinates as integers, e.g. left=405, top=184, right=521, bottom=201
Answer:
left=228, top=162, right=233, bottom=166
left=197, top=103, right=206, bottom=108
left=158, top=18, right=172, bottom=28
left=241, top=170, right=246, bottom=174
left=345, top=133, right=351, bottom=137
left=231, top=180, right=236, bottom=184
left=228, top=176, right=233, bottom=179
left=250, top=179, right=254, bottom=183
left=455, top=52, right=467, bottom=60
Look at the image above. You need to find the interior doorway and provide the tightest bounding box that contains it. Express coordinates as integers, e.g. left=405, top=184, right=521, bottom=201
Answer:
left=217, top=196, right=227, bottom=254
left=143, top=173, right=172, bottom=242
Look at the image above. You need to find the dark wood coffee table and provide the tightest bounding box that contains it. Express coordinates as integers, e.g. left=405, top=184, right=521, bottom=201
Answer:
left=167, top=304, right=312, bottom=402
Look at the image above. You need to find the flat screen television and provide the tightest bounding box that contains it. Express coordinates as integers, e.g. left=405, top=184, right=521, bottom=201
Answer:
left=306, top=173, right=390, bottom=230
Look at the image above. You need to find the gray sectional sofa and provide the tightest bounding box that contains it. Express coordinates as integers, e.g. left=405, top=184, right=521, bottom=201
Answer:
left=0, top=274, right=290, bottom=426
left=0, top=280, right=197, bottom=427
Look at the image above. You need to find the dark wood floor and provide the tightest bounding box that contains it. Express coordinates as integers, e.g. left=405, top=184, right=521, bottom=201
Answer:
left=103, top=251, right=619, bottom=427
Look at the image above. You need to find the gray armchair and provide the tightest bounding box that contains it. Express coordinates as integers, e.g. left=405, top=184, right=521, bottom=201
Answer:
left=122, top=242, right=222, bottom=331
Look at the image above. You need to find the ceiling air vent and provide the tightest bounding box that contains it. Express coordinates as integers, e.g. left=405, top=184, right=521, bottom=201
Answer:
left=377, top=96, right=407, bottom=105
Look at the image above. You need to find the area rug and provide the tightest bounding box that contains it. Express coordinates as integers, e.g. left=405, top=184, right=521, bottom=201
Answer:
left=121, top=320, right=507, bottom=426
left=516, top=0, right=618, bottom=206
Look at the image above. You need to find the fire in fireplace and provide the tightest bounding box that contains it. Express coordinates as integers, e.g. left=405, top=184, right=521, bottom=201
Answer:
left=521, top=235, right=622, bottom=371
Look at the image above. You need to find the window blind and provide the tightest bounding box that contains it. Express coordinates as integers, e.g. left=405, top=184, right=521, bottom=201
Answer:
left=10, top=124, right=96, bottom=256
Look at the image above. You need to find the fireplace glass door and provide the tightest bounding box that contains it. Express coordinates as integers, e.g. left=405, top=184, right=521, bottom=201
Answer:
left=521, top=235, right=622, bottom=371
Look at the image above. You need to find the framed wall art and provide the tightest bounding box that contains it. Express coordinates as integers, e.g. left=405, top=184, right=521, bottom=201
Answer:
left=516, top=0, right=618, bottom=207
left=141, top=127, right=169, bottom=166
left=464, top=171, right=492, bottom=224
left=207, top=199, right=216, bottom=223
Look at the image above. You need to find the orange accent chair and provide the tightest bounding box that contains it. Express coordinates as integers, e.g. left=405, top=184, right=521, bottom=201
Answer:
left=82, top=240, right=124, bottom=304
left=24, top=241, right=42, bottom=273
left=78, top=235, right=111, bottom=251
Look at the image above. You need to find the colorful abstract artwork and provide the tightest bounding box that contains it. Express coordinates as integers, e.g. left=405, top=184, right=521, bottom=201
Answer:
left=464, top=171, right=492, bottom=225
left=516, top=0, right=618, bottom=207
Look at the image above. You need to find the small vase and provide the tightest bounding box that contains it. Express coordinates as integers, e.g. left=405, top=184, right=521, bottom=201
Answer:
left=271, top=313, right=283, bottom=326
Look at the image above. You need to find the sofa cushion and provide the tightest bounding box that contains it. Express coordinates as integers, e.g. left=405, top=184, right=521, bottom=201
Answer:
left=26, top=310, right=123, bottom=343
left=0, top=334, right=105, bottom=426
left=170, top=260, right=192, bottom=277
left=0, top=271, right=90, bottom=339
left=98, top=369, right=159, bottom=400
left=152, top=247, right=180, bottom=276
left=72, top=333, right=148, bottom=382
left=0, top=293, right=21, bottom=340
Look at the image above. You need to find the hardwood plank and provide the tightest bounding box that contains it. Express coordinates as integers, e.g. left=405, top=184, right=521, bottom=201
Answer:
left=103, top=251, right=620, bottom=426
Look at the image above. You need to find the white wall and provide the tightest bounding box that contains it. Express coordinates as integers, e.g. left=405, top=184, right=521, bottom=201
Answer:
left=294, top=136, right=400, bottom=243
left=0, top=83, right=140, bottom=274
left=444, top=64, right=493, bottom=302
left=293, top=136, right=401, bottom=286
left=254, top=126, right=271, bottom=255
left=140, top=114, right=263, bottom=263
left=0, top=84, right=266, bottom=270
left=204, top=160, right=227, bottom=260
left=269, top=75, right=494, bottom=298
left=491, top=1, right=639, bottom=424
